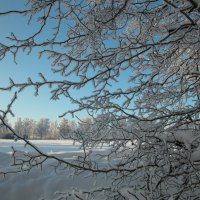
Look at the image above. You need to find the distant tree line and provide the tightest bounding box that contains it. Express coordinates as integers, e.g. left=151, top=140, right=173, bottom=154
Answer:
left=0, top=117, right=91, bottom=140
left=0, top=116, right=132, bottom=140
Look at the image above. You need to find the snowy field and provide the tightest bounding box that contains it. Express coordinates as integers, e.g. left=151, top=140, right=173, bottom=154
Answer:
left=0, top=139, right=110, bottom=200
left=0, top=139, right=82, bottom=154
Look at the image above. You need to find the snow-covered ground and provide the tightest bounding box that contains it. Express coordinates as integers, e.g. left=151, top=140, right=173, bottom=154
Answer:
left=0, top=139, right=110, bottom=200
left=0, top=139, right=82, bottom=154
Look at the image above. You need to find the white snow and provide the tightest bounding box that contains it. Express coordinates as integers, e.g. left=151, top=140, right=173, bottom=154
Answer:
left=0, top=139, right=109, bottom=200
left=173, top=131, right=198, bottom=150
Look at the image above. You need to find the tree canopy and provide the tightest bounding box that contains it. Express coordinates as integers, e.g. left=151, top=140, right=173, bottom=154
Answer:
left=1, top=0, right=200, bottom=199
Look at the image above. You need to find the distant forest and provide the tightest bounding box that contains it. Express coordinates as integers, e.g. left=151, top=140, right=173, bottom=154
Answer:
left=0, top=117, right=92, bottom=139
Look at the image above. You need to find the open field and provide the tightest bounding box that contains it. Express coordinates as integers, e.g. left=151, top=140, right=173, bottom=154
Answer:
left=0, top=139, right=111, bottom=200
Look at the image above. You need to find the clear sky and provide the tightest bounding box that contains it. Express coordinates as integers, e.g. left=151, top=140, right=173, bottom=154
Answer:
left=0, top=0, right=81, bottom=124
left=0, top=0, right=133, bottom=125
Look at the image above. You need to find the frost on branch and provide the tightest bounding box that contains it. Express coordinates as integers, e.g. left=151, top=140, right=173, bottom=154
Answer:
left=1, top=0, right=200, bottom=199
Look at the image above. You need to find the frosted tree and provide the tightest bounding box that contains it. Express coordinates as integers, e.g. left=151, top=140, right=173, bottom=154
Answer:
left=1, top=0, right=200, bottom=199
left=77, top=118, right=93, bottom=134
left=23, top=118, right=36, bottom=139
left=36, top=118, right=50, bottom=139
left=58, top=119, right=75, bottom=138
left=49, top=120, right=59, bottom=139
left=14, top=118, right=24, bottom=136
left=14, top=118, right=36, bottom=139
left=0, top=118, right=12, bottom=139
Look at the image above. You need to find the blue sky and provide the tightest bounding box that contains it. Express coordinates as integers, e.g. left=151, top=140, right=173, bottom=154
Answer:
left=0, top=0, right=195, bottom=127
left=0, top=0, right=134, bottom=125
left=0, top=0, right=80, bottom=124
